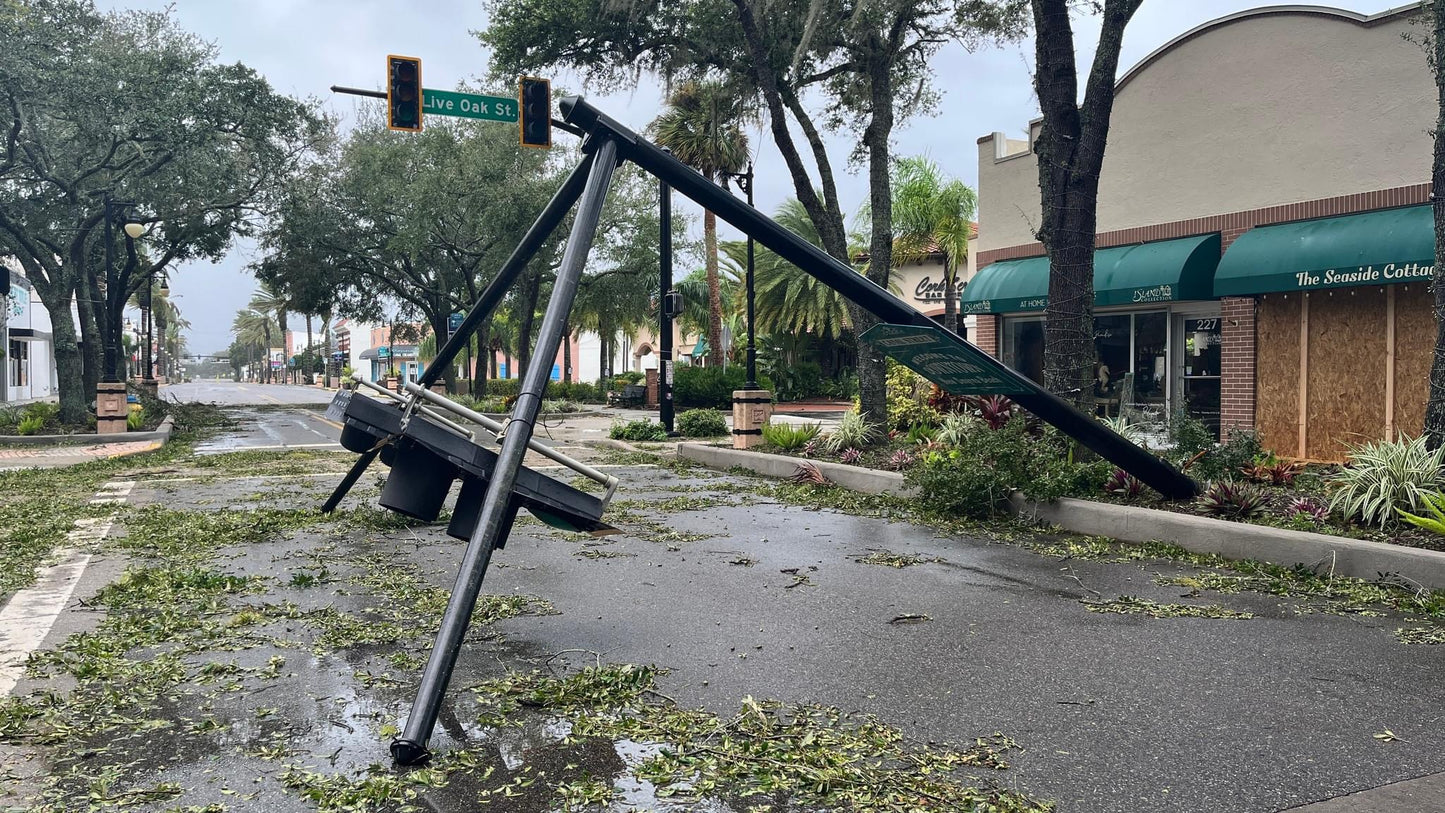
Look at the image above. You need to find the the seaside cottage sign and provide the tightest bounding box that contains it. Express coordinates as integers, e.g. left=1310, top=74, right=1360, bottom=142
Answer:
left=1293, top=262, right=1434, bottom=289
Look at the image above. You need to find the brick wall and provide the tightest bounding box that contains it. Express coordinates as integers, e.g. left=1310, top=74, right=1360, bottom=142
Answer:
left=976, top=182, right=1430, bottom=266
left=1220, top=297, right=1257, bottom=434
left=975, top=315, right=999, bottom=359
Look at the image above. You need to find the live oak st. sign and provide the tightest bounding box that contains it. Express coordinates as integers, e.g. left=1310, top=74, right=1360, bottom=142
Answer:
left=421, top=89, right=517, bottom=123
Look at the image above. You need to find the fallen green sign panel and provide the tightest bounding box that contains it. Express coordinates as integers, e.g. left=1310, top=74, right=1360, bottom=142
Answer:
left=422, top=89, right=518, bottom=123
left=861, top=323, right=1030, bottom=395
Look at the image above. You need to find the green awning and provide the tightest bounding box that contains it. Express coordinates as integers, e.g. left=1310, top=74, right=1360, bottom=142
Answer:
left=960, top=233, right=1221, bottom=314
left=961, top=256, right=1050, bottom=314
left=1214, top=205, right=1435, bottom=296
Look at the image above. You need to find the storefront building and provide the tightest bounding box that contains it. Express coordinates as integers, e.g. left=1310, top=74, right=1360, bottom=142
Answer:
left=967, top=4, right=1434, bottom=459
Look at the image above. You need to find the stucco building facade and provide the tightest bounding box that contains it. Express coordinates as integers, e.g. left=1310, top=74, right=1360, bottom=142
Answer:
left=966, top=4, right=1436, bottom=459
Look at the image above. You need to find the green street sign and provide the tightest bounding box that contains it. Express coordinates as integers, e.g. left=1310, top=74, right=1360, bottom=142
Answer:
left=861, top=323, right=1029, bottom=396
left=422, top=89, right=518, bottom=123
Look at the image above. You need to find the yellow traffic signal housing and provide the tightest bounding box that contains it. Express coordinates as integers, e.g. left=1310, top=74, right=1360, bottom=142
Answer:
left=519, top=77, right=551, bottom=148
left=388, top=55, right=422, bottom=132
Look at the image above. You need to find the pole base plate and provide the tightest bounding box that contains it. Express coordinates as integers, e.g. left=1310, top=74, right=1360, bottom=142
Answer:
left=390, top=737, right=430, bottom=766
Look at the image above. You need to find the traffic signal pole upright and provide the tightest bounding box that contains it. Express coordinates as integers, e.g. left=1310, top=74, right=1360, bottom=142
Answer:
left=658, top=151, right=675, bottom=433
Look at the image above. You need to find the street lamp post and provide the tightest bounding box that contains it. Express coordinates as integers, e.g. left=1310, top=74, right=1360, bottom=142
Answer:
left=720, top=164, right=758, bottom=388
left=98, top=196, right=146, bottom=433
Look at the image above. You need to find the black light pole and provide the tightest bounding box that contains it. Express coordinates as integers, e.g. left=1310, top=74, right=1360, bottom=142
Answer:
left=719, top=164, right=758, bottom=387
left=659, top=147, right=675, bottom=433
left=742, top=162, right=757, bottom=388
left=101, top=196, right=128, bottom=383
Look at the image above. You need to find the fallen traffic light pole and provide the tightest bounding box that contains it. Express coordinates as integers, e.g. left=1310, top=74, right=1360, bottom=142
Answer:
left=319, top=96, right=1199, bottom=765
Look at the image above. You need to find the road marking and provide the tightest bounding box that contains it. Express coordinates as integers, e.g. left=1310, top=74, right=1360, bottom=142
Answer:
left=0, top=480, right=133, bottom=697
left=197, top=442, right=342, bottom=452
left=305, top=410, right=346, bottom=432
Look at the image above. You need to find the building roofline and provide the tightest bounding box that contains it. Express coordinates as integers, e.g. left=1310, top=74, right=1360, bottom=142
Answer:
left=1116, top=4, right=1420, bottom=92
left=979, top=4, right=1422, bottom=146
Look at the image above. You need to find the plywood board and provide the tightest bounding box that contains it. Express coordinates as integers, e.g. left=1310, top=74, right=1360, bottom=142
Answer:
left=1257, top=295, right=1301, bottom=457
left=1307, top=287, right=1387, bottom=460
left=1393, top=283, right=1434, bottom=439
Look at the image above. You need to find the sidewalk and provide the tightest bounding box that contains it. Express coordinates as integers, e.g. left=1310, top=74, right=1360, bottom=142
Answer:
left=0, top=440, right=162, bottom=471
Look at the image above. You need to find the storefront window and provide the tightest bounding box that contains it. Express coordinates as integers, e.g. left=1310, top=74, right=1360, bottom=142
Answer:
left=9, top=339, right=27, bottom=387
left=1002, top=318, right=1044, bottom=384
left=1093, top=315, right=1130, bottom=416
left=1180, top=315, right=1222, bottom=438
left=1131, top=312, right=1169, bottom=423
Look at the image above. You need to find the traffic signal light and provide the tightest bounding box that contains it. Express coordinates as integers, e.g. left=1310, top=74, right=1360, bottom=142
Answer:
left=519, top=77, right=551, bottom=148
left=387, top=55, right=422, bottom=132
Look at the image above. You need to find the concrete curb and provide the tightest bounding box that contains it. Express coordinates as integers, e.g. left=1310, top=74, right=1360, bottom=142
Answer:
left=0, top=414, right=175, bottom=447
left=676, top=442, right=917, bottom=497
left=1011, top=494, right=1445, bottom=590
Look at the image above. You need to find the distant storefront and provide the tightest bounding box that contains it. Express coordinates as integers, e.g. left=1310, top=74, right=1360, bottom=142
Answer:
left=971, top=5, right=1435, bottom=459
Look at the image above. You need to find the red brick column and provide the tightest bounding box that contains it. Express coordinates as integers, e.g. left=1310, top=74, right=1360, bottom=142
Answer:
left=975, top=315, right=1000, bottom=358
left=1220, top=296, right=1257, bottom=434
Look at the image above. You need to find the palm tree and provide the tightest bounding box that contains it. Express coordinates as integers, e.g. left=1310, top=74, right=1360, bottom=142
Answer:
left=232, top=308, right=278, bottom=382
left=652, top=81, right=751, bottom=368
left=722, top=199, right=899, bottom=342
left=249, top=281, right=290, bottom=360
left=890, top=157, right=977, bottom=334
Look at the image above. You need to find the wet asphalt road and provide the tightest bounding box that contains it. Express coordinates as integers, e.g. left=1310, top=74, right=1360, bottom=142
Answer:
left=7, top=406, right=1445, bottom=812
left=164, top=380, right=338, bottom=406
left=57, top=441, right=1445, bottom=810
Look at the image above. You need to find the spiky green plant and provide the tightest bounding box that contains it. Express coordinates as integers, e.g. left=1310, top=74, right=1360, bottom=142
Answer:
left=1196, top=480, right=1266, bottom=518
left=762, top=421, right=822, bottom=451
left=933, top=413, right=977, bottom=448
left=824, top=411, right=881, bottom=453
left=1398, top=491, right=1445, bottom=535
left=1100, top=414, right=1142, bottom=443
left=1328, top=434, right=1445, bottom=528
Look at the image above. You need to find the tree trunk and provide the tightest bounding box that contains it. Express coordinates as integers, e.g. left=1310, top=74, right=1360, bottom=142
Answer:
left=704, top=208, right=724, bottom=368
left=1032, top=0, right=1141, bottom=412
left=853, top=43, right=896, bottom=432
left=305, top=314, right=313, bottom=355
left=1426, top=0, right=1445, bottom=445
left=78, top=274, right=102, bottom=397
left=50, top=290, right=86, bottom=425
left=943, top=258, right=959, bottom=335
left=563, top=321, right=572, bottom=383
left=517, top=269, right=542, bottom=381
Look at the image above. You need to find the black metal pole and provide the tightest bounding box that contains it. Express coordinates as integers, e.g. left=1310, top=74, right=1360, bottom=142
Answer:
left=102, top=197, right=119, bottom=383
left=744, top=162, right=757, bottom=389
left=659, top=150, right=675, bottom=434
left=142, top=251, right=153, bottom=384
left=392, top=136, right=621, bottom=765
left=559, top=96, right=1197, bottom=500
left=419, top=151, right=598, bottom=389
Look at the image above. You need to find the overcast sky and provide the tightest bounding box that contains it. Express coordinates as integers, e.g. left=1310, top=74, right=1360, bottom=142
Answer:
left=95, top=0, right=1406, bottom=355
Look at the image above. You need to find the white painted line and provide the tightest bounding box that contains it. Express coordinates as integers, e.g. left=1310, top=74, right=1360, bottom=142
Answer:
left=0, top=480, right=132, bottom=697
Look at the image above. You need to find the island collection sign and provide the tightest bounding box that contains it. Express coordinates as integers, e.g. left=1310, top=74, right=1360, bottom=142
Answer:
left=861, top=322, right=1029, bottom=395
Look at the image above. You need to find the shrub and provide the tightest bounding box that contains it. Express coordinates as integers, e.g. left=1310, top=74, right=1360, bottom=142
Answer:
left=1196, top=480, right=1265, bottom=518
left=904, top=422, right=936, bottom=446
left=126, top=409, right=146, bottom=431
left=1104, top=468, right=1143, bottom=500
left=768, top=359, right=825, bottom=402
left=1328, top=434, right=1445, bottom=528
left=486, top=378, right=522, bottom=399
left=1100, top=414, right=1143, bottom=444
left=1242, top=459, right=1305, bottom=486
left=609, top=419, right=668, bottom=442
left=677, top=409, right=728, bottom=438
left=0, top=406, right=19, bottom=434
left=825, top=411, right=882, bottom=453
left=840, top=447, right=862, bottom=465
left=762, top=421, right=821, bottom=451
left=673, top=365, right=773, bottom=410
left=800, top=438, right=820, bottom=458
left=907, top=419, right=1110, bottom=518
left=1286, top=496, right=1330, bottom=524
left=820, top=371, right=859, bottom=401
left=540, top=399, right=581, bottom=414
left=885, top=449, right=914, bottom=471
left=17, top=414, right=45, bottom=435
left=884, top=360, right=939, bottom=430
left=933, top=413, right=978, bottom=448
left=967, top=395, right=1017, bottom=431
left=547, top=381, right=604, bottom=403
